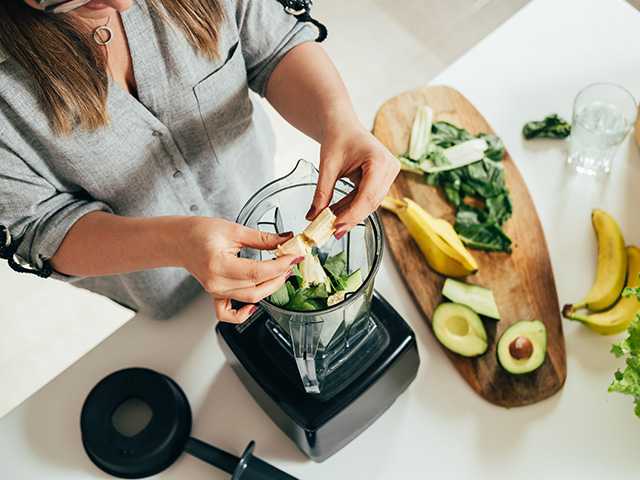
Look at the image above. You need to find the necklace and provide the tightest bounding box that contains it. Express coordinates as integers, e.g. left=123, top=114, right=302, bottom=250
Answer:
left=92, top=16, right=114, bottom=47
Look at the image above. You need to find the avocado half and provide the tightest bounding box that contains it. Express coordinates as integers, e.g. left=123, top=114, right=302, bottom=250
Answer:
left=432, top=303, right=488, bottom=357
left=497, top=320, right=547, bottom=375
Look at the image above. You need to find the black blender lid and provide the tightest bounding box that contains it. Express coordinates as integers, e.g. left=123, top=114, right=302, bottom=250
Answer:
left=80, top=368, right=299, bottom=480
left=80, top=368, right=191, bottom=478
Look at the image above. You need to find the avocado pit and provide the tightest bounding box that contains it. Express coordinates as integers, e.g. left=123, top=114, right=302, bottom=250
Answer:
left=509, top=336, right=533, bottom=360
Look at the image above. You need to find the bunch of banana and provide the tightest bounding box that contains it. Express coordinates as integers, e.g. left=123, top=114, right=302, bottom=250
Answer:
left=381, top=196, right=478, bottom=277
left=563, top=210, right=640, bottom=335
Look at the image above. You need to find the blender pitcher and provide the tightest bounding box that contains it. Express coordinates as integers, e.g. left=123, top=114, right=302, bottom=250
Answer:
left=236, top=160, right=385, bottom=396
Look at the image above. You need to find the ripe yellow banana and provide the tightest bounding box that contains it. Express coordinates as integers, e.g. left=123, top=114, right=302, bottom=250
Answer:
left=573, top=209, right=627, bottom=312
left=381, top=196, right=477, bottom=277
left=563, top=246, right=640, bottom=335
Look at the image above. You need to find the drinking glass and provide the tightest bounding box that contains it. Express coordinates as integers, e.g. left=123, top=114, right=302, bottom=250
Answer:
left=568, top=83, right=637, bottom=176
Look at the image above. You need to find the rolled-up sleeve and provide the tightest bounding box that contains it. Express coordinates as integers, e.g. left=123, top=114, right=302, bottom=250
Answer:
left=234, top=0, right=316, bottom=96
left=0, top=146, right=112, bottom=277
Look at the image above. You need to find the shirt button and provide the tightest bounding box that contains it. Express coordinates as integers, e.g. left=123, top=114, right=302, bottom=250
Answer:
left=152, top=130, right=163, bottom=137
left=172, top=170, right=183, bottom=179
left=190, top=204, right=199, bottom=212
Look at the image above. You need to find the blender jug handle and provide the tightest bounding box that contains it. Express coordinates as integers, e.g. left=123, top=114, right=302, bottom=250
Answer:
left=288, top=317, right=324, bottom=394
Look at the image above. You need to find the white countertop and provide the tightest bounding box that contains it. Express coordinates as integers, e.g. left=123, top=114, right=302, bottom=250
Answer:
left=2, top=0, right=640, bottom=478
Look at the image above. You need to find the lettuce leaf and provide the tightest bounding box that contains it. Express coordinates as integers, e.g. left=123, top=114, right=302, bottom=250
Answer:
left=609, top=287, right=640, bottom=418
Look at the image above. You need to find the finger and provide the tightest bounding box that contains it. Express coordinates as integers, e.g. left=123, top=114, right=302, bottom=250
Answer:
left=214, top=265, right=292, bottom=294
left=307, top=154, right=341, bottom=220
left=234, top=225, right=293, bottom=250
left=213, top=297, right=257, bottom=324
left=225, top=272, right=291, bottom=304
left=330, top=189, right=357, bottom=217
left=220, top=254, right=304, bottom=284
left=334, top=165, right=393, bottom=236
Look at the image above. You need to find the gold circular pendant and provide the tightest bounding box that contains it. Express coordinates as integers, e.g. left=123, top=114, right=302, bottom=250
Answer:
left=93, top=26, right=114, bottom=46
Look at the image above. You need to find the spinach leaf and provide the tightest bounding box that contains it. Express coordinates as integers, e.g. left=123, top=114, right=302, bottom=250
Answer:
left=455, top=205, right=512, bottom=252
left=443, top=185, right=462, bottom=206
left=323, top=252, right=347, bottom=281
left=417, top=121, right=513, bottom=253
left=455, top=221, right=512, bottom=253
left=270, top=281, right=291, bottom=307
left=286, top=288, right=323, bottom=311
left=431, top=121, right=473, bottom=148
left=486, top=194, right=512, bottom=225
left=478, top=133, right=505, bottom=161
left=522, top=114, right=571, bottom=139
left=307, top=283, right=329, bottom=299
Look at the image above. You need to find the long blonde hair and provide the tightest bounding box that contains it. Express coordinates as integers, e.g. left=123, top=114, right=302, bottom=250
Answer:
left=0, top=0, right=224, bottom=135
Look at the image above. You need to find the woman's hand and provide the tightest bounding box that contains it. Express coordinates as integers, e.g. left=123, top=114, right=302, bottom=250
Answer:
left=307, top=123, right=400, bottom=238
left=179, top=217, right=302, bottom=324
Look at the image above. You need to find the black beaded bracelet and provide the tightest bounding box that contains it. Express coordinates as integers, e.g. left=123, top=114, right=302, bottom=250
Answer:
left=0, top=225, right=52, bottom=278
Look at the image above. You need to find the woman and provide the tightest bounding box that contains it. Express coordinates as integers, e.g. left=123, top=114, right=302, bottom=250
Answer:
left=0, top=0, right=399, bottom=322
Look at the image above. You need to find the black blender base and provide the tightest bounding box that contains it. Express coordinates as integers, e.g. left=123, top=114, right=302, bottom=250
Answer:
left=216, top=292, right=420, bottom=462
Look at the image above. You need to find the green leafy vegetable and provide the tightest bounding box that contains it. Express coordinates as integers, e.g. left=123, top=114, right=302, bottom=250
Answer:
left=323, top=251, right=347, bottom=281
left=398, top=119, right=513, bottom=253
left=269, top=250, right=359, bottom=312
left=430, top=121, right=473, bottom=147
left=270, top=282, right=290, bottom=307
left=609, top=286, right=640, bottom=418
left=522, top=114, right=571, bottom=139
left=455, top=219, right=512, bottom=253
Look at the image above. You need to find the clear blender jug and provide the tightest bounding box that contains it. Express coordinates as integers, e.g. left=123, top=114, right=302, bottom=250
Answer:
left=236, top=160, right=386, bottom=397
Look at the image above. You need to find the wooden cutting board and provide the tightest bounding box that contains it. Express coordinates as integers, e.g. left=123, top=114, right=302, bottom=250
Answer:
left=373, top=85, right=566, bottom=407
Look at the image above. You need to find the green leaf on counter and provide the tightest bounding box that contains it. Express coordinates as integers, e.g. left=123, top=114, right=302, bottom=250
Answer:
left=522, top=114, right=571, bottom=139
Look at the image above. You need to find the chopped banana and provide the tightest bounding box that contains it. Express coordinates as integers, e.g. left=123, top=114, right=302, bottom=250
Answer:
left=299, top=254, right=331, bottom=289
left=327, top=291, right=346, bottom=307
left=303, top=207, right=336, bottom=248
left=276, top=234, right=312, bottom=258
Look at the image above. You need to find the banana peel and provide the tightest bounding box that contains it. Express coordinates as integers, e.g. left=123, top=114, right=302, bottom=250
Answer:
left=563, top=245, right=640, bottom=335
left=381, top=196, right=478, bottom=278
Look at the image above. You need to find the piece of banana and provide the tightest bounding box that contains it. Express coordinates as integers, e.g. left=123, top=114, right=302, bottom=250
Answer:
left=572, top=209, right=627, bottom=312
left=275, top=207, right=336, bottom=258
left=276, top=234, right=312, bottom=257
left=303, top=207, right=336, bottom=247
left=564, top=246, right=640, bottom=335
left=381, top=196, right=477, bottom=278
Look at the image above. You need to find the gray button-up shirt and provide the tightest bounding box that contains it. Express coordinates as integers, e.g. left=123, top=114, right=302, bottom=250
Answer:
left=0, top=0, right=315, bottom=318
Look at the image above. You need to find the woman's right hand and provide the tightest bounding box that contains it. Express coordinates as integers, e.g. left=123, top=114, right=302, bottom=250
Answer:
left=179, top=217, right=302, bottom=324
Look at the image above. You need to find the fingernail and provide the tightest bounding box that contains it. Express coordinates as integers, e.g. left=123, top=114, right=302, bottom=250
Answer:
left=334, top=224, right=348, bottom=240
left=248, top=305, right=258, bottom=316
left=279, top=231, right=293, bottom=238
left=291, top=256, right=305, bottom=265
left=305, top=206, right=317, bottom=221
left=285, top=270, right=294, bottom=279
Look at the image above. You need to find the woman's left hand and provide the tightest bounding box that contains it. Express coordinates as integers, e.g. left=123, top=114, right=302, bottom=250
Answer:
left=306, top=123, right=400, bottom=238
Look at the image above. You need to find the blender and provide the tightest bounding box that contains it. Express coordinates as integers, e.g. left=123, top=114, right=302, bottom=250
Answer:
left=216, top=160, right=420, bottom=462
